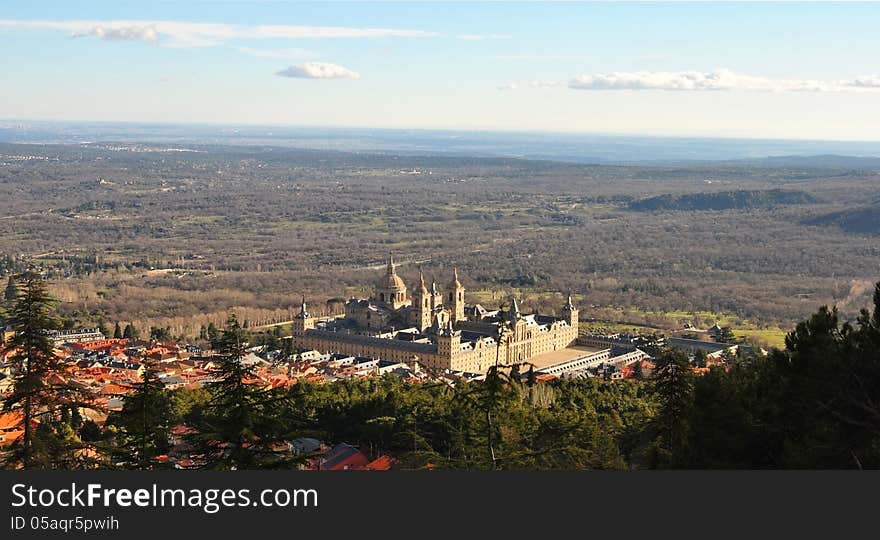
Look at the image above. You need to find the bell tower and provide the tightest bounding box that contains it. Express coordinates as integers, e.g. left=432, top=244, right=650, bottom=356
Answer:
left=292, top=296, right=315, bottom=335
left=413, top=270, right=432, bottom=332
left=563, top=293, right=579, bottom=329
left=448, top=267, right=465, bottom=324
left=430, top=279, right=443, bottom=312
left=436, top=320, right=461, bottom=367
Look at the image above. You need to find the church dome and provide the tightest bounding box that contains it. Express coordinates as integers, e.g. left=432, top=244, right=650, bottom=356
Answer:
left=377, top=253, right=407, bottom=292
left=379, top=272, right=407, bottom=291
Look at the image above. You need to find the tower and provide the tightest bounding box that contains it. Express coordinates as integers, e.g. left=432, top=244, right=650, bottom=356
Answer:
left=375, top=253, right=408, bottom=310
left=436, top=319, right=461, bottom=368
left=562, top=293, right=579, bottom=330
left=292, top=296, right=315, bottom=335
left=413, top=270, right=432, bottom=332
left=447, top=267, right=465, bottom=324
left=430, top=279, right=443, bottom=313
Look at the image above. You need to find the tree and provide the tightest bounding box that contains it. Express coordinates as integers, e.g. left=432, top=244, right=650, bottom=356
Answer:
left=718, top=327, right=736, bottom=344
left=693, top=349, right=707, bottom=368
left=123, top=323, right=138, bottom=340
left=4, top=276, right=18, bottom=304
left=631, top=360, right=644, bottom=380
left=647, top=349, right=694, bottom=468
left=98, top=320, right=110, bottom=340
left=2, top=273, right=96, bottom=469
left=113, top=322, right=122, bottom=339
left=150, top=326, right=171, bottom=342
left=112, top=359, right=174, bottom=469
left=187, top=315, right=297, bottom=469
left=206, top=322, right=219, bottom=347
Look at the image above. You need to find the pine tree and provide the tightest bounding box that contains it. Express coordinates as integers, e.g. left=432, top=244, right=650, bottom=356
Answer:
left=206, top=322, right=219, bottom=347
left=4, top=276, right=18, bottom=304
left=1, top=273, right=97, bottom=469
left=123, top=323, right=137, bottom=340
left=648, top=349, right=695, bottom=468
left=113, top=322, right=122, bottom=339
left=187, top=315, right=297, bottom=469
left=113, top=359, right=173, bottom=469
left=98, top=321, right=110, bottom=340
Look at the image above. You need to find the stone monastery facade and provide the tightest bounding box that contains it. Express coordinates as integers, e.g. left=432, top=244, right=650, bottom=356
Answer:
left=292, top=255, right=579, bottom=373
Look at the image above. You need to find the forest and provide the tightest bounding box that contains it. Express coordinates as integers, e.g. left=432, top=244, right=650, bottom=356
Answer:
left=1, top=142, right=878, bottom=344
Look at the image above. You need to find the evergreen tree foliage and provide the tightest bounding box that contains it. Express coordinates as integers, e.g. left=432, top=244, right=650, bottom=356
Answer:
left=110, top=359, right=174, bottom=469
left=123, top=323, right=140, bottom=340
left=646, top=349, right=694, bottom=468
left=4, top=276, right=18, bottom=303
left=187, top=315, right=300, bottom=469
left=1, top=272, right=99, bottom=469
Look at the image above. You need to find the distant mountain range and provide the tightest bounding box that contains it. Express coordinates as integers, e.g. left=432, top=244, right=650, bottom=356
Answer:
left=2, top=120, right=880, bottom=166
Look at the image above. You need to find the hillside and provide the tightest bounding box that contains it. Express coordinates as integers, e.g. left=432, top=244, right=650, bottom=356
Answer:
left=628, top=189, right=818, bottom=212
left=805, top=205, right=880, bottom=235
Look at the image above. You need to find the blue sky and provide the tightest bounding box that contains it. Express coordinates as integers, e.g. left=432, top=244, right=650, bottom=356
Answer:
left=2, top=1, right=880, bottom=140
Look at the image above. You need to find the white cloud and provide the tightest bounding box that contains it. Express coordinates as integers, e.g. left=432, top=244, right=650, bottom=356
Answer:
left=276, top=62, right=360, bottom=80
left=72, top=24, right=159, bottom=43
left=846, top=75, right=880, bottom=88
left=568, top=69, right=880, bottom=93
left=457, top=33, right=511, bottom=41
left=529, top=80, right=561, bottom=88
left=237, top=46, right=314, bottom=59
left=0, top=19, right=437, bottom=48
left=496, top=80, right=561, bottom=91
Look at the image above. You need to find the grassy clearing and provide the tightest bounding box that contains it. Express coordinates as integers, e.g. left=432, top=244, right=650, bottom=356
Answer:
left=735, top=328, right=788, bottom=349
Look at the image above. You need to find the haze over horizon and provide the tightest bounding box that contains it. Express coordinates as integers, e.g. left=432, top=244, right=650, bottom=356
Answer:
left=3, top=2, right=880, bottom=141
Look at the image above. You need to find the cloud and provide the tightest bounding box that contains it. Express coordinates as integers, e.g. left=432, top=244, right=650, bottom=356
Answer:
left=72, top=24, right=159, bottom=43
left=276, top=62, right=360, bottom=80
left=0, top=19, right=437, bottom=48
left=237, top=46, right=314, bottom=59
left=457, top=33, right=511, bottom=41
left=497, top=80, right=560, bottom=91
left=529, top=80, right=561, bottom=88
left=567, top=69, right=880, bottom=93
left=846, top=75, right=880, bottom=88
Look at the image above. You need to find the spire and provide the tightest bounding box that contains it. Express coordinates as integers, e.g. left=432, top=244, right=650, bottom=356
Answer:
left=297, top=295, right=310, bottom=319
left=431, top=312, right=442, bottom=332
left=418, top=269, right=428, bottom=292
left=450, top=266, right=462, bottom=288
left=386, top=253, right=396, bottom=275
left=565, top=293, right=575, bottom=310
left=509, top=297, right=521, bottom=323
left=431, top=280, right=438, bottom=295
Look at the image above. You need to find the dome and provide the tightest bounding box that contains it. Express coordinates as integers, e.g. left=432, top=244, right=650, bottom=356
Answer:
left=378, top=272, right=407, bottom=291
left=377, top=253, right=407, bottom=292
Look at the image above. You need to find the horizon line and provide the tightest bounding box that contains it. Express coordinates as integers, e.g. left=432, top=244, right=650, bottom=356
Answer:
left=3, top=116, right=880, bottom=146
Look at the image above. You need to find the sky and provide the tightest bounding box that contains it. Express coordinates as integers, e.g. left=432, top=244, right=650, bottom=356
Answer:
left=2, top=1, right=880, bottom=140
